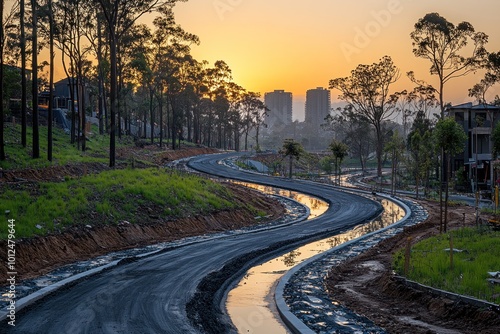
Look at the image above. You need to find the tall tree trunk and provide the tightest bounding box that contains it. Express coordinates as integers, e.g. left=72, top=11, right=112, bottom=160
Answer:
left=69, top=77, right=76, bottom=144
left=97, top=17, right=104, bottom=135
left=444, top=156, right=451, bottom=232
left=143, top=100, right=147, bottom=138
left=375, top=123, right=383, bottom=178
left=439, top=148, right=444, bottom=233
left=158, top=91, right=163, bottom=148
left=149, top=89, right=154, bottom=144
left=255, top=125, right=260, bottom=150
left=0, top=0, right=5, bottom=160
left=439, top=78, right=445, bottom=232
left=108, top=30, right=117, bottom=167
left=20, top=0, right=27, bottom=147
left=48, top=0, right=54, bottom=161
left=171, top=96, right=176, bottom=150
left=117, top=52, right=123, bottom=139
left=80, top=73, right=86, bottom=151
left=31, top=0, right=39, bottom=159
left=75, top=76, right=80, bottom=150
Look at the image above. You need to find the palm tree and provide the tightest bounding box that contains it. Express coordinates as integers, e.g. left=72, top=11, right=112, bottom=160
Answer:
left=280, top=139, right=304, bottom=178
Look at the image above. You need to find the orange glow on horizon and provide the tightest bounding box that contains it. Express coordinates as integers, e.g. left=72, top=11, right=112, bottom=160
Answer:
left=171, top=0, right=500, bottom=120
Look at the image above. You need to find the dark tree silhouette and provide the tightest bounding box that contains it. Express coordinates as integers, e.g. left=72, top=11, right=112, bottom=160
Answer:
left=410, top=12, right=488, bottom=117
left=31, top=0, right=39, bottom=159
left=280, top=138, right=304, bottom=178
left=0, top=0, right=4, bottom=161
left=434, top=117, right=467, bottom=232
left=329, top=139, right=348, bottom=186
left=329, top=55, right=400, bottom=178
left=95, top=0, right=184, bottom=167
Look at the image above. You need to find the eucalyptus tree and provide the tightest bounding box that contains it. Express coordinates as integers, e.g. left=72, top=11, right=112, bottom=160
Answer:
left=323, top=110, right=373, bottom=172
left=81, top=8, right=109, bottom=135
left=185, top=59, right=207, bottom=145
left=203, top=60, right=233, bottom=147
left=20, top=0, right=26, bottom=147
left=469, top=51, right=500, bottom=107
left=408, top=130, right=433, bottom=199
left=0, top=0, right=18, bottom=159
left=176, top=58, right=205, bottom=145
left=407, top=110, right=436, bottom=196
left=30, top=0, right=39, bottom=158
left=2, top=0, right=28, bottom=148
left=128, top=24, right=156, bottom=140
left=411, top=13, right=488, bottom=219
left=384, top=130, right=405, bottom=195
left=410, top=12, right=488, bottom=117
left=252, top=96, right=268, bottom=152
left=153, top=6, right=199, bottom=148
left=434, top=117, right=467, bottom=232
left=52, top=0, right=95, bottom=148
left=47, top=0, right=54, bottom=160
left=0, top=0, right=4, bottom=160
left=216, top=81, right=243, bottom=150
left=407, top=83, right=439, bottom=119
left=4, top=0, right=30, bottom=147
left=33, top=0, right=56, bottom=159
left=239, top=91, right=267, bottom=151
left=329, top=55, right=400, bottom=178
left=95, top=0, right=185, bottom=166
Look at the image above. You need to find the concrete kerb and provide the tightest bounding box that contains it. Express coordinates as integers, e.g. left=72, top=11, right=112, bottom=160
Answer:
left=275, top=191, right=412, bottom=334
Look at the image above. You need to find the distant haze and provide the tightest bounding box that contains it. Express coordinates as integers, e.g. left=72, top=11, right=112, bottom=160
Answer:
left=171, top=0, right=500, bottom=116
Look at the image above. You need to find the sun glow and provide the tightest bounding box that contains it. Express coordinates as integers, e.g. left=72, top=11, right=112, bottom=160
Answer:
left=168, top=0, right=500, bottom=120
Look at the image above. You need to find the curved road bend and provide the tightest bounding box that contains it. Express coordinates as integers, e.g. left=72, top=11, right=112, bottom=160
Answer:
left=5, top=152, right=380, bottom=334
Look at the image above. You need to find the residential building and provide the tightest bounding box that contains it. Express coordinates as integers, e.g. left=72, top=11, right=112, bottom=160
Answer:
left=305, top=87, right=330, bottom=128
left=264, top=90, right=292, bottom=128
left=447, top=102, right=500, bottom=193
left=53, top=78, right=82, bottom=110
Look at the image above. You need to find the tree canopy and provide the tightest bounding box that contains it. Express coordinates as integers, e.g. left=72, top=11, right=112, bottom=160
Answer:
left=329, top=55, right=400, bottom=177
left=280, top=138, right=304, bottom=178
left=410, top=12, right=488, bottom=116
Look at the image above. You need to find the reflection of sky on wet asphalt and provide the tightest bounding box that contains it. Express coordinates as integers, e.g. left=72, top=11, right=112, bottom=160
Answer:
left=227, top=185, right=404, bottom=334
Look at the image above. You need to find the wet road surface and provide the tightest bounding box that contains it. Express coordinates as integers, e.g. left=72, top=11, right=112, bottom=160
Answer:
left=4, top=152, right=380, bottom=333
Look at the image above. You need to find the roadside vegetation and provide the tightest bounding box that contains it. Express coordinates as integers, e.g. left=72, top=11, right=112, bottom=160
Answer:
left=0, top=168, right=246, bottom=239
left=393, top=227, right=500, bottom=304
left=0, top=123, right=132, bottom=170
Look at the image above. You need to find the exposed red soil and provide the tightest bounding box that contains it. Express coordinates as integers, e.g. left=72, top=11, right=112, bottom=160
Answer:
left=0, top=146, right=284, bottom=282
left=326, top=200, right=500, bottom=334
left=0, top=183, right=284, bottom=282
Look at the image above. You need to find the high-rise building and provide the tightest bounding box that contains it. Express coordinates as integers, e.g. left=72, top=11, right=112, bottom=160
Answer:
left=264, top=90, right=293, bottom=128
left=305, top=87, right=331, bottom=127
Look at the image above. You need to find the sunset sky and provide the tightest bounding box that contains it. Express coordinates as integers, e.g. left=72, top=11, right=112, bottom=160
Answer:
left=172, top=0, right=500, bottom=121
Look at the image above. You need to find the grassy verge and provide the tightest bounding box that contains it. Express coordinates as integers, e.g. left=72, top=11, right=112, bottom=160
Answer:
left=393, top=227, right=500, bottom=304
left=0, top=123, right=133, bottom=170
left=0, top=168, right=248, bottom=239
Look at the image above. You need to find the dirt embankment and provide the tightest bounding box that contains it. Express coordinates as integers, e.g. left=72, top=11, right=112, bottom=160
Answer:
left=0, top=146, right=285, bottom=282
left=0, top=183, right=284, bottom=282
left=326, top=200, right=500, bottom=334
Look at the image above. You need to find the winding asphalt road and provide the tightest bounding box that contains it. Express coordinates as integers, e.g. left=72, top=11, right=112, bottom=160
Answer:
left=3, top=152, right=380, bottom=334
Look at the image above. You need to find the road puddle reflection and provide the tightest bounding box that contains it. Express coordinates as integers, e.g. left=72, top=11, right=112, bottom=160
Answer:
left=226, top=189, right=404, bottom=334
left=230, top=181, right=329, bottom=220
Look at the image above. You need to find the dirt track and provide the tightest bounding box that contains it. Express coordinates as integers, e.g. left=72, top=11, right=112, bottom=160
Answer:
left=326, top=200, right=500, bottom=334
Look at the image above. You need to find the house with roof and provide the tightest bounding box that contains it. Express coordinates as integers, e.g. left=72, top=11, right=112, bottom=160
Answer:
left=447, top=102, right=500, bottom=193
